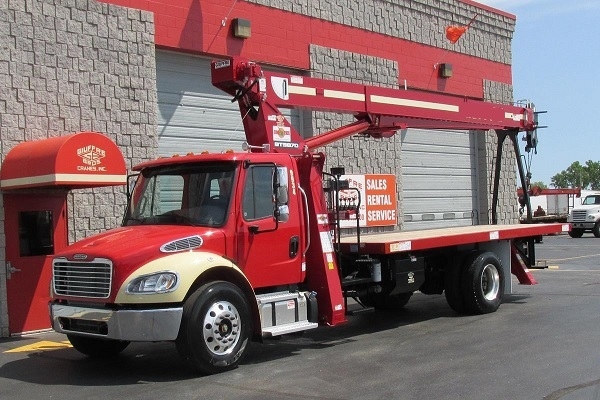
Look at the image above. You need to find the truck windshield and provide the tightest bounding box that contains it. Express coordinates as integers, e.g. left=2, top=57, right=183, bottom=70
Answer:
left=123, top=162, right=236, bottom=227
left=582, top=195, right=600, bottom=205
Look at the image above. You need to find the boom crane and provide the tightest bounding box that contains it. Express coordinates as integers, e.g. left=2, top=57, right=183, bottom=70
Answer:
left=211, top=56, right=538, bottom=153
left=48, top=56, right=563, bottom=376
left=212, top=57, right=542, bottom=326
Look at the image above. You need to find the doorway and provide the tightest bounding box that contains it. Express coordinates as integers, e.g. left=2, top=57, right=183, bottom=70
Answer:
left=4, top=193, right=67, bottom=334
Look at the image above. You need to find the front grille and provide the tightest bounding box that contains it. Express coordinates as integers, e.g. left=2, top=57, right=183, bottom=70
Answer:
left=572, top=210, right=588, bottom=222
left=53, top=258, right=112, bottom=298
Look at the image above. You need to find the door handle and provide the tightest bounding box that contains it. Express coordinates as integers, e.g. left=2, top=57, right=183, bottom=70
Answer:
left=289, top=236, right=299, bottom=258
left=6, top=261, right=21, bottom=280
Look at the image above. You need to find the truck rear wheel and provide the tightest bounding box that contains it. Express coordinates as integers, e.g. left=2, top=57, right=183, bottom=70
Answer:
left=461, top=251, right=504, bottom=314
left=67, top=335, right=130, bottom=358
left=176, top=281, right=252, bottom=375
left=444, top=256, right=467, bottom=314
left=569, top=229, right=584, bottom=238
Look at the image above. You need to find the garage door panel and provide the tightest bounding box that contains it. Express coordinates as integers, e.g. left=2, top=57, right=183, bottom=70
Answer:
left=160, top=137, right=247, bottom=155
left=404, top=218, right=474, bottom=229
left=159, top=108, right=243, bottom=131
left=158, top=91, right=235, bottom=108
left=156, top=51, right=301, bottom=158
left=402, top=143, right=473, bottom=156
left=402, top=129, right=477, bottom=231
left=403, top=152, right=472, bottom=168
left=403, top=196, right=473, bottom=210
left=403, top=129, right=471, bottom=144
left=404, top=175, right=472, bottom=192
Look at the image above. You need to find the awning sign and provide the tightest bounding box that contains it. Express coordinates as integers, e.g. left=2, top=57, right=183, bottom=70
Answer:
left=0, top=131, right=127, bottom=190
left=339, top=174, right=397, bottom=228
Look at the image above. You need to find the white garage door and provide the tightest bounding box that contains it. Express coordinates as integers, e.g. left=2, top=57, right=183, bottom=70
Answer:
left=401, top=129, right=479, bottom=230
left=156, top=51, right=301, bottom=156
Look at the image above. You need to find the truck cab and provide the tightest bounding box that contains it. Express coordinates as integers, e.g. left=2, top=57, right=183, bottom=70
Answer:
left=50, top=151, right=316, bottom=373
left=567, top=194, right=600, bottom=238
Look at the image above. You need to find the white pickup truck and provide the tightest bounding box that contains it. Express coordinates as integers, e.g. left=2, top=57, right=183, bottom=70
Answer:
left=567, top=194, right=600, bottom=238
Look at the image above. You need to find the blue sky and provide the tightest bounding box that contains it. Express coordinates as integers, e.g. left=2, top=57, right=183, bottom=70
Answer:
left=476, top=0, right=599, bottom=187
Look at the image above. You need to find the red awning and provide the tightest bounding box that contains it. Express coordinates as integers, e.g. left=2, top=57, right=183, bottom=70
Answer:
left=1, top=131, right=127, bottom=190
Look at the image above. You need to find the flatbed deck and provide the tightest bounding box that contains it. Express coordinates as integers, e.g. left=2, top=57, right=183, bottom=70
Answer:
left=339, top=223, right=570, bottom=254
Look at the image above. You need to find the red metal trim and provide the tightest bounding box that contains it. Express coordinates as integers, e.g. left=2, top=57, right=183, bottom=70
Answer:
left=517, top=187, right=582, bottom=197
left=510, top=245, right=538, bottom=285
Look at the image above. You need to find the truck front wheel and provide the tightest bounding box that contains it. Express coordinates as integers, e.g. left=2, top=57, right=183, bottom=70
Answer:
left=176, top=281, right=252, bottom=375
left=462, top=252, right=504, bottom=314
left=67, top=335, right=130, bottom=357
left=592, top=222, right=600, bottom=238
left=569, top=228, right=584, bottom=238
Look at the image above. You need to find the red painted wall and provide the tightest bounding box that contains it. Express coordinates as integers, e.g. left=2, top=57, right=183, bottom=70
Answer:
left=99, top=0, right=513, bottom=98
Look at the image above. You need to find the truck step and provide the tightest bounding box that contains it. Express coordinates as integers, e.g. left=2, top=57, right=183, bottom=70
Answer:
left=262, top=321, right=318, bottom=337
left=256, top=291, right=300, bottom=304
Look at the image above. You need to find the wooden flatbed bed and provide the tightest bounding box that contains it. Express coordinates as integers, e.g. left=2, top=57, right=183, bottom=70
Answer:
left=339, top=223, right=569, bottom=255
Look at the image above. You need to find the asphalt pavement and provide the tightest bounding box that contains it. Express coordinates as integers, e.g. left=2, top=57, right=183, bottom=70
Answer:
left=1, top=233, right=600, bottom=400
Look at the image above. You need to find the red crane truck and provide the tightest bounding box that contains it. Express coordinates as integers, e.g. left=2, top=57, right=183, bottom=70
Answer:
left=49, top=57, right=568, bottom=374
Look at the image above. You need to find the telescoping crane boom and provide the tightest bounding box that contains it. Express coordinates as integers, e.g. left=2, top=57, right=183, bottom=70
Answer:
left=211, top=57, right=552, bottom=326
left=212, top=57, right=539, bottom=226
left=212, top=57, right=537, bottom=154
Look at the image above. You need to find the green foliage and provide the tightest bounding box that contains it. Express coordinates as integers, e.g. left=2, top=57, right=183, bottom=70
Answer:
left=551, top=160, right=600, bottom=189
left=530, top=181, right=547, bottom=190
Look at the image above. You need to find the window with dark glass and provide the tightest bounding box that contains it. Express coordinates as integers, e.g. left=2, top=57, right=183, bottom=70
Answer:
left=19, top=211, right=54, bottom=256
left=243, top=166, right=275, bottom=221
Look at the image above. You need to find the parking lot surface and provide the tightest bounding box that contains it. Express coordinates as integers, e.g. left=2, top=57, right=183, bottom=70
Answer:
left=1, top=234, right=600, bottom=400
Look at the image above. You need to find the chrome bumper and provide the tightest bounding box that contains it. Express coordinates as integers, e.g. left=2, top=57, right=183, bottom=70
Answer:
left=50, top=303, right=183, bottom=341
left=571, top=222, right=595, bottom=229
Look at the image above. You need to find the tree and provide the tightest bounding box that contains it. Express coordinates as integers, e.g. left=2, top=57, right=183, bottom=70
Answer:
left=530, top=181, right=547, bottom=190
left=551, top=160, right=600, bottom=189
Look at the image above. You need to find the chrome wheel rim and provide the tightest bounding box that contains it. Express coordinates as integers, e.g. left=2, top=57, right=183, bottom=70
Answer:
left=481, top=264, right=500, bottom=301
left=202, top=300, right=241, bottom=356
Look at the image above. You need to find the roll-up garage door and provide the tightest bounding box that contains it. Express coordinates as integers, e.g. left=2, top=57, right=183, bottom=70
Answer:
left=156, top=51, right=301, bottom=156
left=401, top=129, right=478, bottom=231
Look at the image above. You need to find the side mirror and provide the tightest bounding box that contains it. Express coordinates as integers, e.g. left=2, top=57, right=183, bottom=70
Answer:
left=277, top=205, right=289, bottom=223
left=276, top=185, right=288, bottom=204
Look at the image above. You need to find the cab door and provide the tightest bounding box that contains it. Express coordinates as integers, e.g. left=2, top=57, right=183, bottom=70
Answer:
left=4, top=193, right=67, bottom=334
left=236, top=163, right=304, bottom=288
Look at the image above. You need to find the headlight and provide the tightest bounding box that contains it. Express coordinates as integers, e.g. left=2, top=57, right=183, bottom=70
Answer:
left=126, top=272, right=179, bottom=294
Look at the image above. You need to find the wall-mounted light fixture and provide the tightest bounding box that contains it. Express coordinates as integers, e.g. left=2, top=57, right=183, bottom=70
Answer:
left=439, top=63, right=453, bottom=78
left=233, top=18, right=251, bottom=39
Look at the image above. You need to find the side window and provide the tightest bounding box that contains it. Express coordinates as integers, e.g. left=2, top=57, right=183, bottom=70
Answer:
left=243, top=166, right=275, bottom=221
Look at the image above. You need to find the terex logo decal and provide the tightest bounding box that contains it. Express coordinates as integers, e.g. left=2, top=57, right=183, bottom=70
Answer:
left=77, top=145, right=107, bottom=171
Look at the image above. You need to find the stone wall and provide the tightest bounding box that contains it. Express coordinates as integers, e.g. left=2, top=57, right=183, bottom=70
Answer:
left=0, top=0, right=157, bottom=336
left=247, top=0, right=515, bottom=63
left=309, top=45, right=402, bottom=233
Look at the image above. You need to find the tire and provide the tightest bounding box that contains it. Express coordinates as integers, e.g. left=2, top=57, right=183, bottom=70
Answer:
left=593, top=222, right=600, bottom=238
left=444, top=256, right=468, bottom=314
left=176, top=281, right=252, bottom=375
left=360, top=292, right=412, bottom=310
left=461, top=252, right=504, bottom=314
left=569, top=229, right=584, bottom=238
left=67, top=335, right=130, bottom=358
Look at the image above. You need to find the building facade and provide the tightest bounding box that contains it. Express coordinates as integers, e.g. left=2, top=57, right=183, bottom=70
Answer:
left=0, top=0, right=520, bottom=336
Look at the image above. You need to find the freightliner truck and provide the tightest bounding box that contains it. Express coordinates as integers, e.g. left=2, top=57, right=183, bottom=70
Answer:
left=567, top=193, right=600, bottom=237
left=49, top=58, right=568, bottom=374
